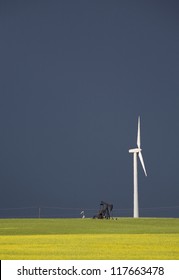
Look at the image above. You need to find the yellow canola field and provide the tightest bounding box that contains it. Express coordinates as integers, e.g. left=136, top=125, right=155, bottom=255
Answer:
left=1, top=233, right=179, bottom=260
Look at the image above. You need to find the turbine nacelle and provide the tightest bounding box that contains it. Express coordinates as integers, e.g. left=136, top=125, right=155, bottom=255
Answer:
left=129, top=148, right=142, bottom=153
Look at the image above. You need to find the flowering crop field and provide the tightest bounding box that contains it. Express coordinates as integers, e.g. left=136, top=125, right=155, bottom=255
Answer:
left=0, top=218, right=179, bottom=259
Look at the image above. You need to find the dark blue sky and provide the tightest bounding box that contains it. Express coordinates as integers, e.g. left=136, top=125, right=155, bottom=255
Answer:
left=0, top=1, right=179, bottom=217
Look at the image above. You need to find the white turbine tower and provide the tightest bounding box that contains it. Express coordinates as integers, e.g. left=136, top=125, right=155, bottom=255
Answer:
left=129, top=116, right=147, bottom=218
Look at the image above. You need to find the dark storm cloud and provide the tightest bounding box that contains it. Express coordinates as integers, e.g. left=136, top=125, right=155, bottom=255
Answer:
left=0, top=1, right=179, bottom=217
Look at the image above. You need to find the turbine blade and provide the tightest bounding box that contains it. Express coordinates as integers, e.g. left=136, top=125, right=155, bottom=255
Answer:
left=138, top=151, right=147, bottom=176
left=137, top=116, right=141, bottom=148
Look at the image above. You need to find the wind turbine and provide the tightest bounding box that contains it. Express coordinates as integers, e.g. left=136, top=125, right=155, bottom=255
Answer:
left=129, top=116, right=147, bottom=218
